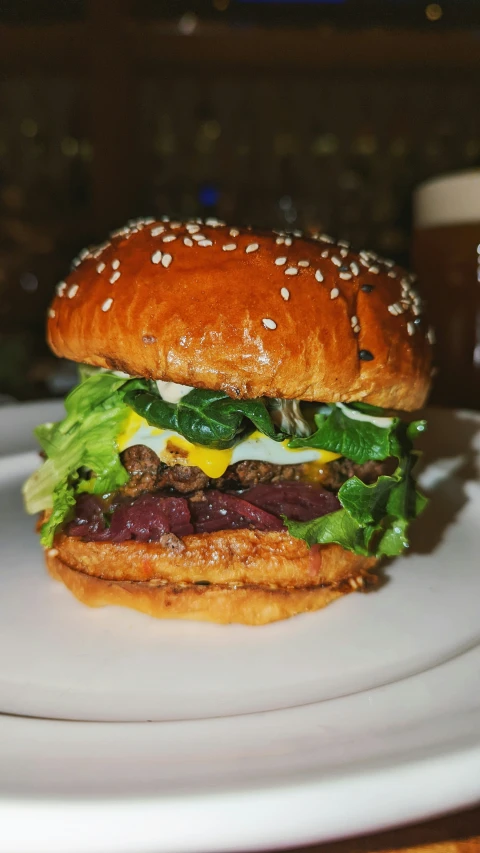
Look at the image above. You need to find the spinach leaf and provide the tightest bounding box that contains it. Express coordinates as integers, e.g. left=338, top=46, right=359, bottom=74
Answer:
left=289, top=405, right=396, bottom=464
left=125, top=387, right=282, bottom=449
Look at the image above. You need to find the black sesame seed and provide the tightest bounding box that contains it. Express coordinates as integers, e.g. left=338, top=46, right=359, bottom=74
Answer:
left=413, top=316, right=422, bottom=325
left=359, top=349, right=374, bottom=361
left=361, top=284, right=374, bottom=293
left=340, top=264, right=350, bottom=272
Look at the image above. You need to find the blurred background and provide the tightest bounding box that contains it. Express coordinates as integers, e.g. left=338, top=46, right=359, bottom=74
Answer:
left=1, top=0, right=480, bottom=402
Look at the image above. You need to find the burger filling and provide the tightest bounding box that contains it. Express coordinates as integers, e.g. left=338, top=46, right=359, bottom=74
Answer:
left=23, top=370, right=427, bottom=558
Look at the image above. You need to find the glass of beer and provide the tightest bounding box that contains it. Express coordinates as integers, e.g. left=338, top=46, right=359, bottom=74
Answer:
left=413, top=170, right=480, bottom=410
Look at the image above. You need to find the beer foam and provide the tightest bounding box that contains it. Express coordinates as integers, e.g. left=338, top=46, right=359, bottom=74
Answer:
left=414, top=169, right=480, bottom=229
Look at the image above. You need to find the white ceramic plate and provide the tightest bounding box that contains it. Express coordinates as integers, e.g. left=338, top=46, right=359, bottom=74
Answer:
left=0, top=402, right=479, bottom=853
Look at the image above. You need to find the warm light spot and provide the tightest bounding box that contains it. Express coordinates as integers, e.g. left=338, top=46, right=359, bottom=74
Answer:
left=425, top=3, right=443, bottom=21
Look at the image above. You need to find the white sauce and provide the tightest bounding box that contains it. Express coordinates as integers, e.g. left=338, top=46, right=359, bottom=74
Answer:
left=336, top=402, right=393, bottom=429
left=155, top=380, right=194, bottom=404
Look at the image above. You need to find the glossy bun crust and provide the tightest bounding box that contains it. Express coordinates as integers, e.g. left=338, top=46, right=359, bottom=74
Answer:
left=47, top=218, right=432, bottom=410
left=45, top=530, right=377, bottom=625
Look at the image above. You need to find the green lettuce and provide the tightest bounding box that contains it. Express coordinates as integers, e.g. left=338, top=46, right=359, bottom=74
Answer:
left=22, top=372, right=149, bottom=547
left=284, top=409, right=427, bottom=557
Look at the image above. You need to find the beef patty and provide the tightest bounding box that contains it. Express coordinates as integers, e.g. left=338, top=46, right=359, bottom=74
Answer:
left=120, top=444, right=392, bottom=498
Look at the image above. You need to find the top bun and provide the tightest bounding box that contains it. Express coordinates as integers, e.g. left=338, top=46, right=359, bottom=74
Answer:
left=47, top=217, right=433, bottom=410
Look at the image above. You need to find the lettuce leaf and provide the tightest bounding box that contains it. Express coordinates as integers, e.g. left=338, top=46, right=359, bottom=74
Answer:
left=22, top=372, right=149, bottom=546
left=125, top=387, right=283, bottom=449
left=285, top=421, right=427, bottom=558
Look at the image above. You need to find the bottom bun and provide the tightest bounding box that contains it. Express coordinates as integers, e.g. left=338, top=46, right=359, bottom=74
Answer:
left=45, top=544, right=378, bottom=625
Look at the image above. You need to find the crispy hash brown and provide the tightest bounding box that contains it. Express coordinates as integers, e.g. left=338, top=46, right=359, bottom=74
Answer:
left=52, top=528, right=376, bottom=588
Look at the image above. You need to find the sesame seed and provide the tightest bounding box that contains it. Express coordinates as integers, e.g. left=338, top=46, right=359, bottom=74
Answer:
left=187, top=224, right=201, bottom=234
left=111, top=227, right=129, bottom=238
left=161, top=215, right=170, bottom=222
left=47, top=548, right=59, bottom=557
left=284, top=237, right=293, bottom=246
left=48, top=308, right=55, bottom=318
left=354, top=324, right=361, bottom=334
left=298, top=260, right=310, bottom=267
left=170, top=221, right=181, bottom=229
left=351, top=315, right=358, bottom=326
left=349, top=578, right=358, bottom=590
left=198, top=239, right=213, bottom=247
left=102, top=297, right=113, bottom=312
left=339, top=271, right=352, bottom=280
left=79, top=248, right=90, bottom=261
left=331, top=256, right=342, bottom=267
left=275, top=257, right=287, bottom=266
left=359, top=258, right=370, bottom=268
left=321, top=250, right=329, bottom=258
left=315, top=269, right=324, bottom=282
left=340, top=248, right=349, bottom=258
left=276, top=237, right=285, bottom=245
left=92, top=242, right=109, bottom=258
left=407, top=322, right=415, bottom=336
left=143, top=217, right=155, bottom=225
left=56, top=281, right=67, bottom=296
left=285, top=267, right=298, bottom=276
left=384, top=259, right=396, bottom=268
left=262, top=318, right=277, bottom=330
left=337, top=239, right=350, bottom=249
left=412, top=305, right=422, bottom=316
left=245, top=243, right=259, bottom=254
left=151, top=226, right=165, bottom=236
left=388, top=304, right=399, bottom=316
left=359, top=349, right=374, bottom=361
left=192, top=233, right=206, bottom=242
left=280, top=287, right=290, bottom=301
left=151, top=251, right=162, bottom=264
left=206, top=217, right=225, bottom=227
left=223, top=243, right=237, bottom=251
left=330, top=287, right=340, bottom=299
left=162, top=234, right=177, bottom=243
left=162, top=254, right=172, bottom=268
left=388, top=271, right=397, bottom=278
left=183, top=237, right=193, bottom=247
left=111, top=259, right=120, bottom=269
left=361, top=284, right=374, bottom=293
left=229, top=228, right=240, bottom=237
left=320, top=233, right=335, bottom=244
left=96, top=262, right=106, bottom=274
left=67, top=284, right=79, bottom=298
left=368, top=265, right=380, bottom=274
left=109, top=271, right=121, bottom=284
left=293, top=229, right=303, bottom=237
left=350, top=262, right=360, bottom=276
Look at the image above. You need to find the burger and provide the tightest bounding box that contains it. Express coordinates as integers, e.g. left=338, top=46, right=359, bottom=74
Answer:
left=22, top=217, right=433, bottom=625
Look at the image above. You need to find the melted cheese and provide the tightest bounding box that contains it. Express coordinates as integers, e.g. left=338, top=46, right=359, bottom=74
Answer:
left=117, top=415, right=341, bottom=478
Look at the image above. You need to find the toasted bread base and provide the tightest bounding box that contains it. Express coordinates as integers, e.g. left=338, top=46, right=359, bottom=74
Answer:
left=45, top=544, right=378, bottom=625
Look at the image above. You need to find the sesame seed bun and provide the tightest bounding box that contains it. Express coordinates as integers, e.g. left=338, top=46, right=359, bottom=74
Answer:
left=45, top=533, right=378, bottom=625
left=47, top=217, right=432, bottom=410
